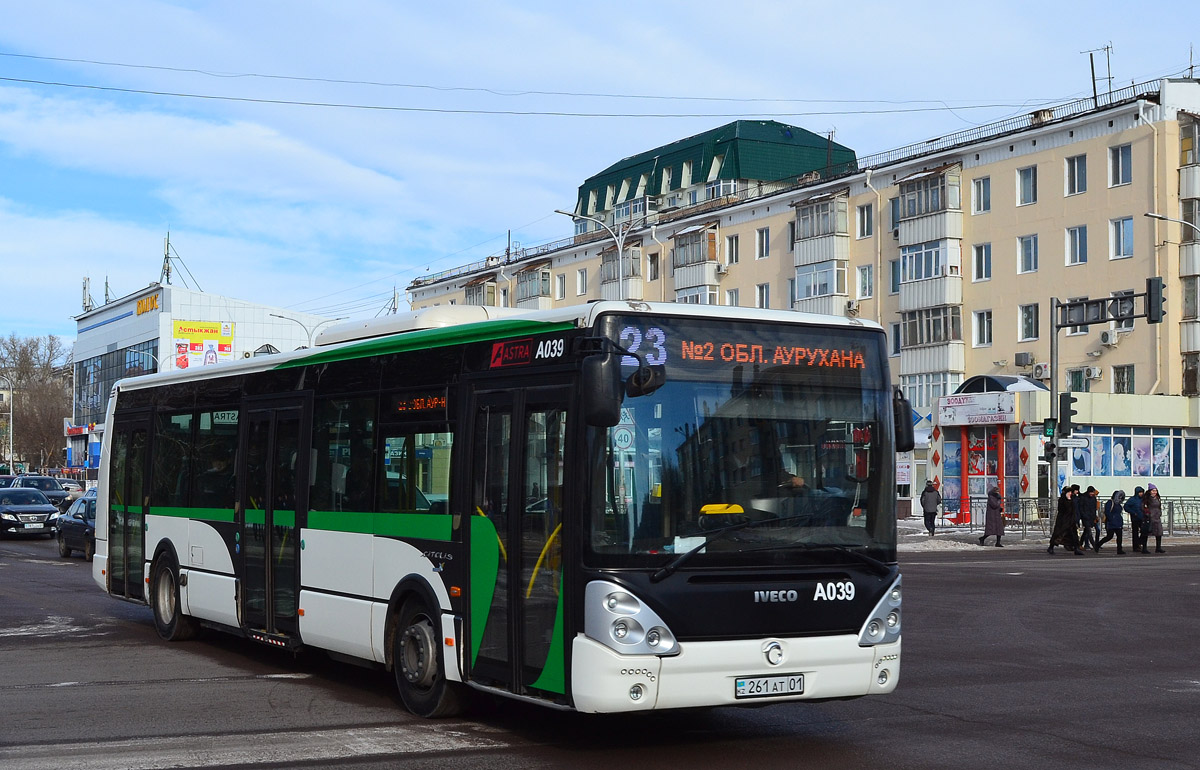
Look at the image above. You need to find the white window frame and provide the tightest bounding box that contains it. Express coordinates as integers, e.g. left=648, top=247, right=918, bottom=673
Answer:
left=973, top=243, right=992, bottom=282
left=1067, top=225, right=1088, bottom=266
left=1066, top=295, right=1088, bottom=335
left=856, top=203, right=873, bottom=239
left=755, top=227, right=770, bottom=259
left=889, top=259, right=901, bottom=294
left=1019, top=303, right=1040, bottom=341
left=972, top=176, right=991, bottom=214
left=1112, top=289, right=1136, bottom=331
left=974, top=310, right=993, bottom=347
left=576, top=268, right=588, bottom=296
left=756, top=282, right=770, bottom=309
left=726, top=288, right=739, bottom=307
left=900, top=307, right=963, bottom=347
left=1017, top=165, right=1038, bottom=206
left=1111, top=217, right=1134, bottom=259
left=555, top=273, right=566, bottom=300
left=726, top=234, right=740, bottom=265
left=1065, top=154, right=1087, bottom=196
left=1018, top=234, right=1039, bottom=274
left=889, top=323, right=902, bottom=357
left=1109, top=144, right=1132, bottom=187
left=856, top=264, right=874, bottom=299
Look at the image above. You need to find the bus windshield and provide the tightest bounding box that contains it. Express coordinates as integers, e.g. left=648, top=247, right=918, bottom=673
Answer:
left=586, top=314, right=895, bottom=569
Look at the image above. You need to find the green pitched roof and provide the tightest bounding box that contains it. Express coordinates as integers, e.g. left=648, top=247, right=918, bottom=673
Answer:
left=577, top=120, right=857, bottom=211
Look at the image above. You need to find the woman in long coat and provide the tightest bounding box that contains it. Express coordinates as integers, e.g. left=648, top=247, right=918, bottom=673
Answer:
left=979, top=486, right=1005, bottom=547
left=1048, top=486, right=1084, bottom=555
left=1143, top=484, right=1165, bottom=554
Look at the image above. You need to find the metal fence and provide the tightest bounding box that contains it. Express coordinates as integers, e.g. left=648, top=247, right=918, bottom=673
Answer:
left=929, top=496, right=1200, bottom=539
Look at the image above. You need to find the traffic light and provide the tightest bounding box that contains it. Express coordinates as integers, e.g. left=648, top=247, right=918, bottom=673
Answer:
left=1042, top=417, right=1057, bottom=438
left=1044, top=441, right=1057, bottom=463
left=1146, top=276, right=1165, bottom=324
left=1058, top=392, right=1078, bottom=438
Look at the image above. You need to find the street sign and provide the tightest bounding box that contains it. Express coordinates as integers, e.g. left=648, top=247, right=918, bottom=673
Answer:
left=1056, top=437, right=1090, bottom=448
left=1021, top=423, right=1043, bottom=436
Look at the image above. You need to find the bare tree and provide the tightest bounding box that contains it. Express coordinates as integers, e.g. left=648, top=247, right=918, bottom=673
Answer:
left=0, top=334, right=73, bottom=471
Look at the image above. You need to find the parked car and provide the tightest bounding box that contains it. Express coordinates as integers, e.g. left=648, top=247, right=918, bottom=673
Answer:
left=57, top=489, right=97, bottom=560
left=0, top=488, right=60, bottom=538
left=59, top=480, right=84, bottom=503
left=0, top=475, right=16, bottom=488
left=13, top=475, right=70, bottom=510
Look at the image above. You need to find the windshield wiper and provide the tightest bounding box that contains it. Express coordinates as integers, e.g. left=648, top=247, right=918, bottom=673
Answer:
left=650, top=514, right=811, bottom=583
left=739, top=541, right=896, bottom=578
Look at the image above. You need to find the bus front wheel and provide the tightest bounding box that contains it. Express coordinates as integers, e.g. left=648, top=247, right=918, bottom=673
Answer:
left=393, top=596, right=462, bottom=718
left=151, top=556, right=200, bottom=641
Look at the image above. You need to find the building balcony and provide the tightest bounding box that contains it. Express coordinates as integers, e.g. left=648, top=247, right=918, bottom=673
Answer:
left=898, top=209, right=963, bottom=247
left=793, top=293, right=851, bottom=317
left=1182, top=165, right=1200, bottom=200
left=1181, top=321, right=1200, bottom=354
left=898, top=274, right=963, bottom=312
left=673, top=261, right=721, bottom=290
left=899, top=341, right=966, bottom=376
left=599, top=277, right=645, bottom=302
left=1179, top=242, right=1200, bottom=277
left=793, top=233, right=849, bottom=267
left=515, top=295, right=553, bottom=310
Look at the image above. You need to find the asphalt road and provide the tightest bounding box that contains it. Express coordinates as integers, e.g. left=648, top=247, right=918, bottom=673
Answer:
left=1, top=534, right=1198, bottom=770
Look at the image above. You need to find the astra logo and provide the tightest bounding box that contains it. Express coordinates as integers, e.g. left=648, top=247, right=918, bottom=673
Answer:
left=753, top=590, right=799, bottom=603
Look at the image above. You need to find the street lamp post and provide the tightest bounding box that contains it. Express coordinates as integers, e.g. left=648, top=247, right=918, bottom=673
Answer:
left=270, top=314, right=347, bottom=349
left=0, top=373, right=13, bottom=474
left=555, top=209, right=645, bottom=301
left=1145, top=211, right=1200, bottom=241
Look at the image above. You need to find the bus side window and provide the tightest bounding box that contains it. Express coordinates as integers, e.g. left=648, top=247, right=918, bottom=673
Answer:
left=310, top=397, right=376, bottom=513
left=378, top=426, right=452, bottom=515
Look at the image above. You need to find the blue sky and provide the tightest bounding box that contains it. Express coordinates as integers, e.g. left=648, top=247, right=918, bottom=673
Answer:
left=1, top=1, right=1197, bottom=341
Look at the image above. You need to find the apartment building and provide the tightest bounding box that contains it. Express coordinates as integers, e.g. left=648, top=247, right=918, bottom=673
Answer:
left=408, top=78, right=1200, bottom=505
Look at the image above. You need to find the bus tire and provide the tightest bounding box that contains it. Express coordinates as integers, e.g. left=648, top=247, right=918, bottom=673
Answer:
left=151, top=556, right=200, bottom=641
left=84, top=540, right=94, bottom=562
left=393, top=596, right=462, bottom=718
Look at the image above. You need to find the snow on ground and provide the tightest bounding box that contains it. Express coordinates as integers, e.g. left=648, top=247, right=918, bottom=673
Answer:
left=896, top=517, right=1200, bottom=552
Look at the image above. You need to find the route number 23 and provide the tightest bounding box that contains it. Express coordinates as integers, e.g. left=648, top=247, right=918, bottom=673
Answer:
left=619, top=326, right=668, bottom=367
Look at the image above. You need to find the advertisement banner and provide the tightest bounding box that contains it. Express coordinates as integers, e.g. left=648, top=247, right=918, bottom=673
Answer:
left=173, top=321, right=235, bottom=369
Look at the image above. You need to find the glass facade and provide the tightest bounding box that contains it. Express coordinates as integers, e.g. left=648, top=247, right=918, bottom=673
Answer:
left=75, top=339, right=159, bottom=428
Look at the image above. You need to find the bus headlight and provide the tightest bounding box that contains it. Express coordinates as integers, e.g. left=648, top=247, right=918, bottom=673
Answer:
left=858, top=576, right=902, bottom=646
left=585, top=580, right=679, bottom=656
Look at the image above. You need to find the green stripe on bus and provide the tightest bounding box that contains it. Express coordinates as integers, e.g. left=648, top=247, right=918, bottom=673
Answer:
left=273, top=318, right=575, bottom=369
left=529, top=578, right=566, bottom=694
left=245, top=510, right=266, bottom=525
left=469, top=516, right=501, bottom=667
left=306, top=510, right=452, bottom=541
left=274, top=510, right=296, bottom=528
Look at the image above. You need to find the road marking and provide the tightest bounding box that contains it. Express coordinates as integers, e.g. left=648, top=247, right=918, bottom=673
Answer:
left=0, top=672, right=314, bottom=692
left=0, top=616, right=89, bottom=638
left=0, top=724, right=508, bottom=769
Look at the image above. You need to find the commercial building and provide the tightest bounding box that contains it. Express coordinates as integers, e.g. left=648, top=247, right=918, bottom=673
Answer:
left=407, top=77, right=1200, bottom=508
left=67, top=282, right=334, bottom=477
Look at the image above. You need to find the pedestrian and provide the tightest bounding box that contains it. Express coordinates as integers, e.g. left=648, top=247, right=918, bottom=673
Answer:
left=1143, top=484, right=1165, bottom=554
left=1125, top=486, right=1145, bottom=551
left=920, top=480, right=941, bottom=537
left=1079, top=486, right=1100, bottom=551
left=1048, top=486, right=1085, bottom=555
left=1095, top=489, right=1126, bottom=554
left=978, top=486, right=1005, bottom=547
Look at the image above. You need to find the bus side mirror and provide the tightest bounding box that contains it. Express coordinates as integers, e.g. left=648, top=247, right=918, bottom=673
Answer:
left=893, top=388, right=915, bottom=453
left=582, top=353, right=622, bottom=427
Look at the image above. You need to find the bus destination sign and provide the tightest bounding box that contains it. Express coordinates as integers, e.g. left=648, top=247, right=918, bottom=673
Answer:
left=680, top=339, right=867, bottom=370
left=390, top=390, right=448, bottom=415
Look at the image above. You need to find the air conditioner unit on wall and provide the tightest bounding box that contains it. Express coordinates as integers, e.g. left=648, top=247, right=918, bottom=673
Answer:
left=1014, top=351, right=1034, bottom=367
left=1099, top=329, right=1121, bottom=347
left=846, top=300, right=859, bottom=315
left=1085, top=366, right=1103, bottom=380
left=1032, top=362, right=1051, bottom=379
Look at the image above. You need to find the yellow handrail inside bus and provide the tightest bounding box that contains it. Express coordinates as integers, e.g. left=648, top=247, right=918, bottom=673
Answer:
left=476, top=506, right=507, bottom=562
left=526, top=522, right=562, bottom=599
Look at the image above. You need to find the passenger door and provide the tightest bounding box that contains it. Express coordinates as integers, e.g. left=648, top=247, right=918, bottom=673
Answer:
left=107, top=415, right=150, bottom=601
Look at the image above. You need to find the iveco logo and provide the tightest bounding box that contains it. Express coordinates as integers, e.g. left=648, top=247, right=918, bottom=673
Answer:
left=754, top=590, right=799, bottom=603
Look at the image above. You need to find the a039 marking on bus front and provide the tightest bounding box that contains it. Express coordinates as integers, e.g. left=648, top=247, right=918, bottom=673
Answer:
left=535, top=338, right=565, bottom=359
left=813, top=581, right=855, bottom=601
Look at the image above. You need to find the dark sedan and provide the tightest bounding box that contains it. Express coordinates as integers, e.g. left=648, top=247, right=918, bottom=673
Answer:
left=0, top=488, right=60, bottom=538
left=0, top=475, right=16, bottom=488
left=13, top=476, right=70, bottom=510
left=57, top=490, right=97, bottom=560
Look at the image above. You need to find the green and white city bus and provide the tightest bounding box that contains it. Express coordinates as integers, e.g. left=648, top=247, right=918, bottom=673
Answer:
left=94, top=301, right=914, bottom=717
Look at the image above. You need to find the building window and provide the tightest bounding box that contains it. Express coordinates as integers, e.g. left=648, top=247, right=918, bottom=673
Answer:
left=797, top=260, right=847, bottom=299
left=1113, top=365, right=1135, bottom=394
left=516, top=269, right=551, bottom=301
left=788, top=221, right=796, bottom=252
left=1018, top=234, right=1039, bottom=273
left=576, top=268, right=588, bottom=296
left=973, top=243, right=992, bottom=281
left=797, top=198, right=848, bottom=238
left=555, top=273, right=565, bottom=300
left=856, top=203, right=873, bottom=238
left=900, top=306, right=963, bottom=347
left=574, top=219, right=588, bottom=236
left=1019, top=303, right=1040, bottom=341
left=857, top=265, right=874, bottom=299
left=900, top=241, right=945, bottom=282
left=1066, top=368, right=1089, bottom=393
left=726, top=288, right=739, bottom=307
left=1066, top=295, right=1088, bottom=335
left=1065, top=154, right=1087, bottom=195
left=1067, top=226, right=1088, bottom=265
left=972, top=176, right=991, bottom=214
left=726, top=234, right=740, bottom=265
left=889, top=259, right=901, bottom=294
left=889, top=196, right=901, bottom=229
left=1017, top=166, right=1038, bottom=205
left=1183, top=276, right=1198, bottom=320
left=1111, top=217, right=1134, bottom=259
left=1183, top=199, right=1200, bottom=244
left=673, top=229, right=713, bottom=268
left=465, top=282, right=496, bottom=306
left=889, top=323, right=902, bottom=356
left=756, top=227, right=770, bottom=259
left=1110, top=143, right=1132, bottom=187
left=1185, top=353, right=1199, bottom=396
left=706, top=179, right=738, bottom=200
left=1183, top=120, right=1199, bottom=166
left=1112, top=289, right=1135, bottom=331
left=756, top=283, right=770, bottom=309
left=974, top=310, right=992, bottom=347
left=900, top=372, right=964, bottom=410
left=899, top=170, right=960, bottom=219
left=647, top=254, right=659, bottom=282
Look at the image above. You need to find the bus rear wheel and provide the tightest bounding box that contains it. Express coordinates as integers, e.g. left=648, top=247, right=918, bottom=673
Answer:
left=151, top=556, right=200, bottom=641
left=393, top=597, right=462, bottom=718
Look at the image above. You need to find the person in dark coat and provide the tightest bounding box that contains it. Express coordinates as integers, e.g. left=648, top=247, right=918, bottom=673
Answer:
left=978, top=486, right=1005, bottom=546
left=1078, top=486, right=1100, bottom=551
left=1124, top=486, right=1145, bottom=553
left=1095, top=489, right=1126, bottom=554
left=1143, top=483, right=1165, bottom=554
left=919, top=480, right=941, bottom=537
left=1048, top=486, right=1085, bottom=555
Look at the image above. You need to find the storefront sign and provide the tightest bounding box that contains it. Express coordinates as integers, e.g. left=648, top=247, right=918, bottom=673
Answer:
left=937, top=392, right=1016, bottom=426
